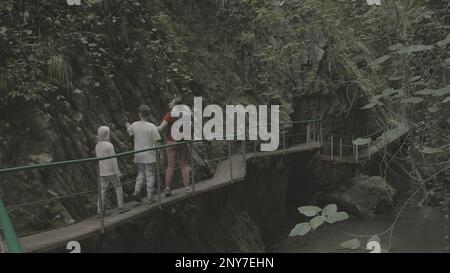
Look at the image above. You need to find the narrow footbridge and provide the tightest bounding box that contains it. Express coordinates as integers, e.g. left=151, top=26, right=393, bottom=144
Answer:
left=0, top=119, right=324, bottom=253
left=319, top=123, right=410, bottom=164
left=0, top=119, right=410, bottom=253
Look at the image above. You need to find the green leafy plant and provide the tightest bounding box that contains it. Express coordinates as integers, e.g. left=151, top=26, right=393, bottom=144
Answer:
left=289, top=204, right=349, bottom=237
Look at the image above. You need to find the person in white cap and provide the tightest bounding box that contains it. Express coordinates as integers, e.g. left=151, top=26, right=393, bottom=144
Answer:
left=95, top=126, right=128, bottom=216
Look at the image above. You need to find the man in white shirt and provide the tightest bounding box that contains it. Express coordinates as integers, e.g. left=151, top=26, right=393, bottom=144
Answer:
left=126, top=105, right=162, bottom=204
left=95, top=126, right=128, bottom=216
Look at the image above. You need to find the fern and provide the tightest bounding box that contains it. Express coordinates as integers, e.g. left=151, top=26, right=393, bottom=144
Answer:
left=47, top=55, right=72, bottom=88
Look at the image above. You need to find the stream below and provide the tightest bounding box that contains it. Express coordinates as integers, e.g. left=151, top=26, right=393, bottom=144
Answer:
left=272, top=205, right=449, bottom=253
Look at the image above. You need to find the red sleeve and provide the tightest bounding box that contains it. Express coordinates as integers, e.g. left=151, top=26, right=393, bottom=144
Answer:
left=163, top=112, right=173, bottom=123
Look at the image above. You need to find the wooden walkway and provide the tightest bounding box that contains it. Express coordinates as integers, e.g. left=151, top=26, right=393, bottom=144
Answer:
left=18, top=142, right=321, bottom=253
left=318, top=154, right=358, bottom=164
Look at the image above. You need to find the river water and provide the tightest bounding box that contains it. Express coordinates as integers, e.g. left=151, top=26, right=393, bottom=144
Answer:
left=272, top=205, right=449, bottom=253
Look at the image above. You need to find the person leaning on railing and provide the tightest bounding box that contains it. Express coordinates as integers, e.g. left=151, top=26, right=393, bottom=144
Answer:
left=95, top=126, right=129, bottom=217
left=157, top=97, right=192, bottom=197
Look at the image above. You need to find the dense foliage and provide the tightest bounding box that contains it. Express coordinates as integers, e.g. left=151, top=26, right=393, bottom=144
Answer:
left=0, top=0, right=449, bottom=233
left=213, top=0, right=450, bottom=205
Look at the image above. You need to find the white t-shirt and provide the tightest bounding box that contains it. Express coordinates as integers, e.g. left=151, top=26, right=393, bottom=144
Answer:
left=127, top=121, right=161, bottom=164
left=95, top=141, right=120, bottom=177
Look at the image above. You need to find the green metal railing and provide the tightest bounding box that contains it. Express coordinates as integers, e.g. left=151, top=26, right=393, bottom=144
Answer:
left=0, top=199, right=22, bottom=253
left=320, top=123, right=405, bottom=163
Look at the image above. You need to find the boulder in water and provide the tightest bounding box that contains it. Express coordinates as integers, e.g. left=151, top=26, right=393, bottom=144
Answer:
left=342, top=176, right=396, bottom=217
left=313, top=176, right=396, bottom=218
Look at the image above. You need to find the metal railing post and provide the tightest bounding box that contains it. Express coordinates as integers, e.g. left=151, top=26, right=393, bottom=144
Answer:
left=242, top=141, right=247, bottom=176
left=339, top=137, right=343, bottom=160
left=319, top=122, right=323, bottom=145
left=356, top=166, right=360, bottom=183
left=189, top=142, right=196, bottom=194
left=156, top=148, right=162, bottom=208
left=282, top=127, right=286, bottom=152
left=368, top=140, right=371, bottom=160
left=313, top=121, right=320, bottom=143
left=331, top=135, right=334, bottom=161
left=228, top=141, right=233, bottom=182
left=307, top=124, right=311, bottom=144
left=355, top=144, right=359, bottom=164
left=352, top=136, right=355, bottom=157
left=313, top=122, right=316, bottom=142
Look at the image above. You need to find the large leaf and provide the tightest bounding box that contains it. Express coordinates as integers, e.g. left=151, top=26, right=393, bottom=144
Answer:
left=415, top=88, right=435, bottom=96
left=310, top=216, right=326, bottom=230
left=428, top=105, right=441, bottom=113
left=410, top=75, right=421, bottom=82
left=422, top=146, right=444, bottom=154
left=412, top=81, right=427, bottom=86
left=352, top=138, right=371, bottom=146
left=322, top=204, right=337, bottom=217
left=370, top=55, right=390, bottom=66
left=326, top=211, right=349, bottom=224
left=381, top=88, right=399, bottom=97
left=437, top=37, right=450, bottom=48
left=396, top=45, right=433, bottom=54
left=340, top=239, right=361, bottom=250
left=388, top=43, right=404, bottom=51
left=373, top=94, right=383, bottom=101
left=361, top=102, right=378, bottom=109
left=433, top=85, right=450, bottom=97
left=400, top=97, right=424, bottom=104
left=298, top=206, right=321, bottom=217
left=289, top=223, right=311, bottom=236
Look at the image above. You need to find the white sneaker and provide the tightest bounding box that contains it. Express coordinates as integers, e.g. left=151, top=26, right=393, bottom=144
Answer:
left=164, top=187, right=172, bottom=197
left=185, top=186, right=193, bottom=193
